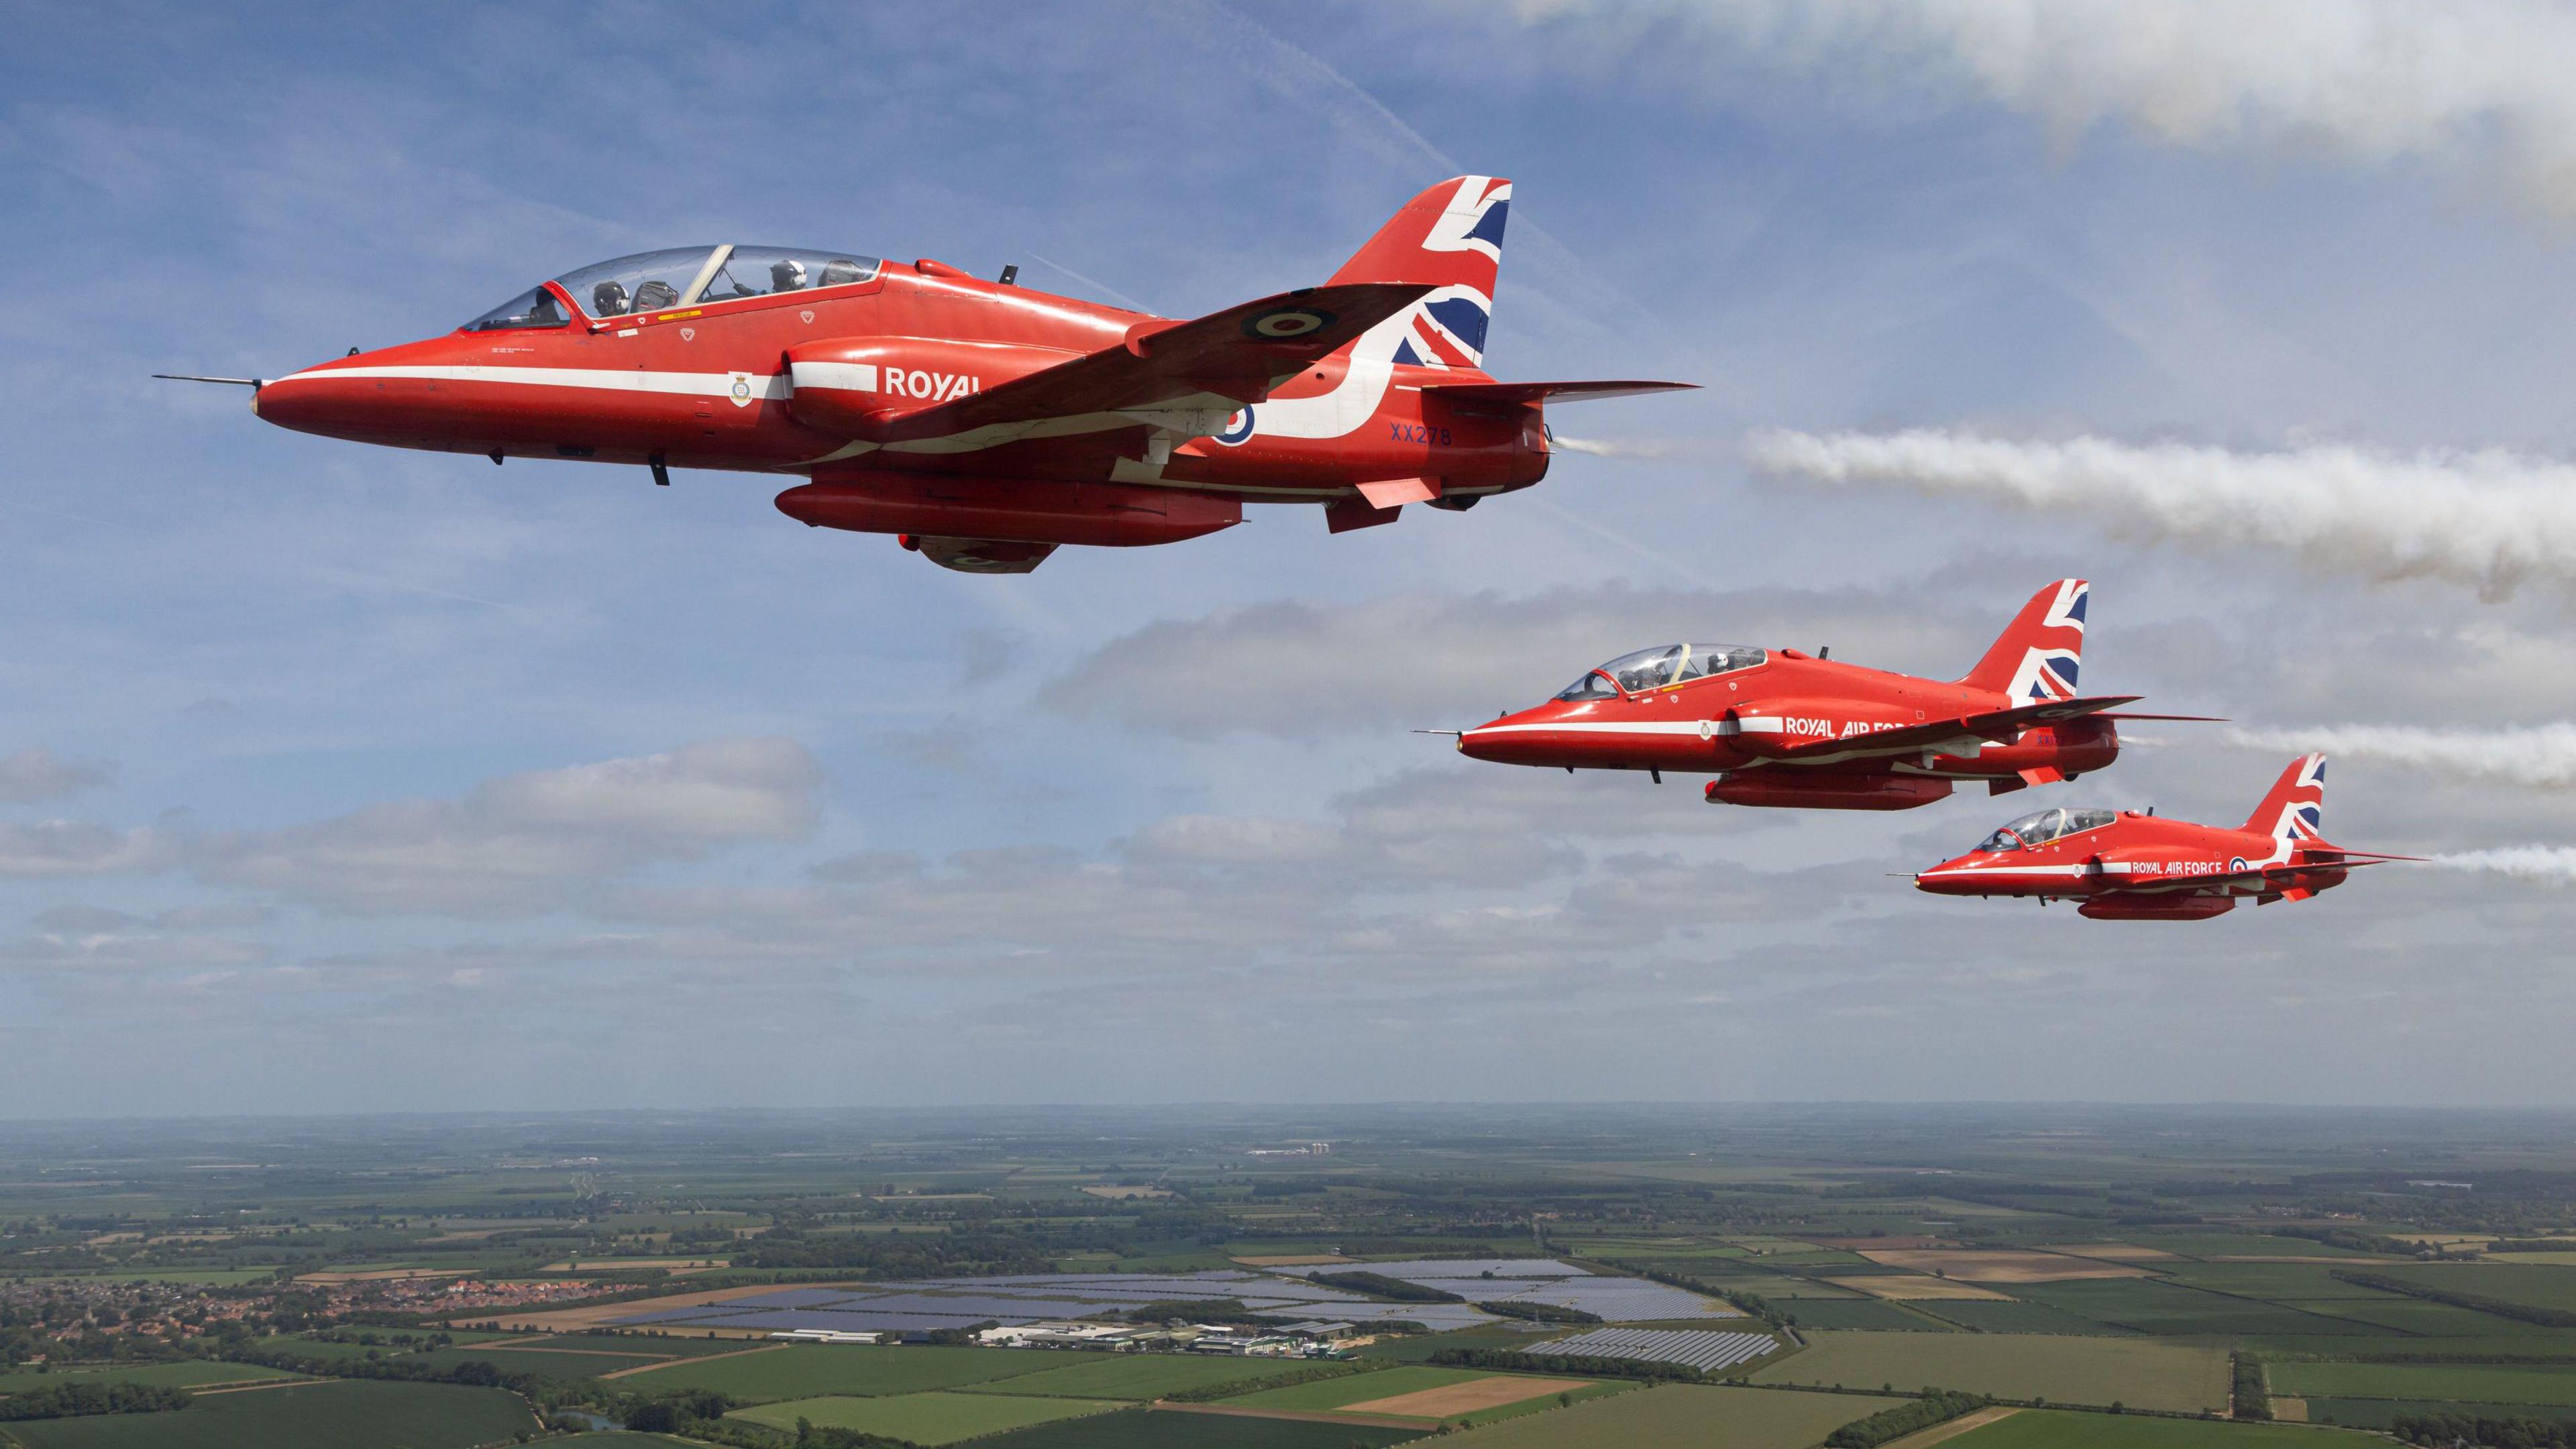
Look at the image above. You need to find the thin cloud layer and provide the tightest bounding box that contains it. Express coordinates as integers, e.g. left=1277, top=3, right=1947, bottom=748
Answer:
left=1506, top=0, right=2576, bottom=216
left=0, top=747, right=114, bottom=804
left=1748, top=429, right=2576, bottom=599
left=195, top=738, right=824, bottom=916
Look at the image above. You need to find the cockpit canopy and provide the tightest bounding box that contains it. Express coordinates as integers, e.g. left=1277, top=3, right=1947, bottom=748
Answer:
left=1977, top=806, right=2116, bottom=852
left=464, top=244, right=886, bottom=331
left=1554, top=643, right=1767, bottom=700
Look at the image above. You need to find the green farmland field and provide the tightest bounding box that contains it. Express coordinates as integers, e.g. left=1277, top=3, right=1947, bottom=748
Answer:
left=2366, top=1264, right=2576, bottom=1314
left=975, top=1406, right=1429, bottom=1449
left=1914, top=1300, right=2130, bottom=1335
left=1943, top=1407, right=2384, bottom=1448
left=1224, top=1364, right=1485, bottom=1413
left=953, top=1352, right=1322, bottom=1400
left=1778, top=1299, right=1953, bottom=1331
left=1446, top=1383, right=1901, bottom=1448
left=1749, top=1330, right=2231, bottom=1413
left=2155, top=1262, right=2406, bottom=1299
left=0, top=1379, right=539, bottom=1449
left=607, top=1343, right=1046, bottom=1400
left=2271, top=1360, right=2576, bottom=1406
left=729, top=1391, right=1114, bottom=1444
left=0, top=1360, right=294, bottom=1395
left=2010, top=1279, right=2365, bottom=1336
left=2300, top=1397, right=2576, bottom=1430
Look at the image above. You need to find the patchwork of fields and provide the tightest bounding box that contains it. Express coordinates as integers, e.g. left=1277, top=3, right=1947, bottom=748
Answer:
left=1749, top=1330, right=2231, bottom=1413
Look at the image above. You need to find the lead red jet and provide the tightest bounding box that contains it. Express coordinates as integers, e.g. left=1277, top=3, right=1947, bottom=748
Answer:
left=1913, top=755, right=2416, bottom=919
left=164, top=177, right=1686, bottom=573
left=1454, top=580, right=2176, bottom=810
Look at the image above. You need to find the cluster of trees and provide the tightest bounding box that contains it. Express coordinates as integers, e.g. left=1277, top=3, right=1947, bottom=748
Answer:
left=227, top=1342, right=533, bottom=1393
left=1474, top=1299, right=1601, bottom=1325
left=1823, top=1390, right=1991, bottom=1448
left=1306, top=1271, right=1462, bottom=1304
left=2233, top=1356, right=2270, bottom=1421
left=2334, top=1271, right=2576, bottom=1330
left=733, top=1228, right=1055, bottom=1276
left=1429, top=1346, right=1699, bottom=1383
left=1637, top=1267, right=1783, bottom=1328
left=2392, top=1411, right=2576, bottom=1446
left=0, top=1382, right=192, bottom=1421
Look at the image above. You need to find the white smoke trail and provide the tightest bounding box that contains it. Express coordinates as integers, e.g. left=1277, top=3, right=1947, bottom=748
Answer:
left=2432, top=846, right=2576, bottom=883
left=1495, top=0, right=2576, bottom=218
left=1745, top=429, right=2576, bottom=599
left=1550, top=435, right=1696, bottom=460
left=2225, top=723, right=2576, bottom=790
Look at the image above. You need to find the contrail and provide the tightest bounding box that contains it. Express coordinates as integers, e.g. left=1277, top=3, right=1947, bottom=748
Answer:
left=1551, top=435, right=1699, bottom=461
left=2432, top=846, right=2576, bottom=884
left=1746, top=429, right=2576, bottom=600
left=2224, top=723, right=2576, bottom=790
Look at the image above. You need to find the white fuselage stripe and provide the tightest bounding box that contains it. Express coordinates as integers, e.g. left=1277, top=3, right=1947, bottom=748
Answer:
left=268, top=364, right=789, bottom=400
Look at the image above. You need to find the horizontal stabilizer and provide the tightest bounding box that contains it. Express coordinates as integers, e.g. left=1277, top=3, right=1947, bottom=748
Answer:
left=872, top=282, right=1430, bottom=445
left=1419, top=380, right=1698, bottom=413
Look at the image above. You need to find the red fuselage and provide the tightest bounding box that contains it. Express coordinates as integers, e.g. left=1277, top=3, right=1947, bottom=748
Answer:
left=1916, top=814, right=2350, bottom=920
left=249, top=263, right=1547, bottom=506
left=1458, top=648, right=2118, bottom=810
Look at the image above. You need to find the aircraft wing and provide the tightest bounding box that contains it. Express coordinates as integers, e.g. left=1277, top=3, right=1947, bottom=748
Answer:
left=868, top=282, right=1431, bottom=445
left=1756, top=694, right=2142, bottom=761
left=1419, top=380, right=1699, bottom=413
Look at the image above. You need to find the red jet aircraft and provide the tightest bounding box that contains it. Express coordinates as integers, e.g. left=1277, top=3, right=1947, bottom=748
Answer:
left=1454, top=580, right=2177, bottom=810
left=1913, top=755, right=2414, bottom=919
left=166, top=178, right=1686, bottom=573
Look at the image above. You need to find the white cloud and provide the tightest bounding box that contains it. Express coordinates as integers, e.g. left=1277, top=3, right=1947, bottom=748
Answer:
left=1506, top=0, right=2576, bottom=215
left=0, top=747, right=115, bottom=804
left=196, top=738, right=823, bottom=916
left=1748, top=429, right=2576, bottom=599
left=0, top=821, right=170, bottom=878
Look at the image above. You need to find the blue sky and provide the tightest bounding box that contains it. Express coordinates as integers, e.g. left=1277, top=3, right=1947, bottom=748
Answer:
left=5, top=1, right=2573, bottom=1115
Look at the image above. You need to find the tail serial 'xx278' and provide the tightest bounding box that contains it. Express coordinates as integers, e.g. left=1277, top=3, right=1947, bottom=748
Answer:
left=166, top=178, right=1690, bottom=574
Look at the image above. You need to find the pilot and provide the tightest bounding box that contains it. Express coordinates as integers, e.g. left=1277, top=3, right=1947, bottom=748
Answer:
left=632, top=278, right=680, bottom=311
left=527, top=290, right=562, bottom=325
left=770, top=258, right=808, bottom=292
left=819, top=258, right=867, bottom=286
left=592, top=280, right=629, bottom=317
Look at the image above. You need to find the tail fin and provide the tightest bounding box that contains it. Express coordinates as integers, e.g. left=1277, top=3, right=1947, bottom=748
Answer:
left=2244, top=753, right=2328, bottom=842
left=1959, top=579, right=2089, bottom=701
left=1326, top=176, right=1510, bottom=370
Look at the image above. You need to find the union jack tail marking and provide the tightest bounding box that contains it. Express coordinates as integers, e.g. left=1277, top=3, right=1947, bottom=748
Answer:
left=1960, top=578, right=2088, bottom=702
left=2244, top=753, right=2329, bottom=843
left=1328, top=175, right=1510, bottom=371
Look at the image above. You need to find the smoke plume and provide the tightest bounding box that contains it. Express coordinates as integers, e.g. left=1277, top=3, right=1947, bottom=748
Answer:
left=2224, top=723, right=2576, bottom=790
left=2432, top=846, right=2576, bottom=883
left=1745, top=429, right=2576, bottom=599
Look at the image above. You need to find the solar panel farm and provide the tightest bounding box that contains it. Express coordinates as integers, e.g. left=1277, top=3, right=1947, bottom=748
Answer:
left=11, top=1106, right=2576, bottom=1446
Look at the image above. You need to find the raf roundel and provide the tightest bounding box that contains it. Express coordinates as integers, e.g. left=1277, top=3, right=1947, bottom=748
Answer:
left=1215, top=407, right=1257, bottom=446
left=1244, top=307, right=1334, bottom=340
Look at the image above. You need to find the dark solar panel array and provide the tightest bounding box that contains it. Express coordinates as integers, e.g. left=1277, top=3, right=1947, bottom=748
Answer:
left=1337, top=1258, right=1587, bottom=1279
left=1534, top=1328, right=1778, bottom=1373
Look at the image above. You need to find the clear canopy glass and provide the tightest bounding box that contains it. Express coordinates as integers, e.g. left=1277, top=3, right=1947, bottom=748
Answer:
left=1977, top=806, right=2116, bottom=852
left=464, top=284, right=570, bottom=331
left=555, top=247, right=720, bottom=319
left=1554, top=643, right=1765, bottom=700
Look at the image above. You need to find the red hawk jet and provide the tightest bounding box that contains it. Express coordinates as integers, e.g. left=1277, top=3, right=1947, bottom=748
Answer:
left=1914, top=755, right=2416, bottom=919
left=164, top=178, right=1687, bottom=573
left=1454, top=580, right=2181, bottom=810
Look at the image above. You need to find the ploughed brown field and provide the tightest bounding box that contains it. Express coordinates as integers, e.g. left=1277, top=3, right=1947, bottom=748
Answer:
left=1340, top=1375, right=1594, bottom=1417
left=1857, top=1250, right=2151, bottom=1283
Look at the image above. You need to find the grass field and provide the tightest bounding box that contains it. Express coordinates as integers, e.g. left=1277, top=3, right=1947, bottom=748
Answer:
left=1226, top=1364, right=1489, bottom=1413
left=952, top=1353, right=1331, bottom=1401
left=2153, top=1263, right=2402, bottom=1299
left=2367, top=1264, right=2576, bottom=1313
left=973, top=1406, right=1430, bottom=1449
left=1444, top=1383, right=1901, bottom=1448
left=729, top=1391, right=1116, bottom=1444
left=1749, top=1330, right=2231, bottom=1413
left=607, top=1343, right=1046, bottom=1401
left=2302, top=1396, right=2576, bottom=1430
left=0, top=1360, right=294, bottom=1394
left=2010, top=1279, right=2364, bottom=1336
left=0, top=1379, right=539, bottom=1449
left=2110, top=1235, right=2377, bottom=1260
left=1941, top=1408, right=2385, bottom=1448
left=1913, top=1300, right=2131, bottom=1336
left=1360, top=1330, right=1531, bottom=1363
left=1778, top=1299, right=1955, bottom=1331
left=2271, top=1361, right=2576, bottom=1405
